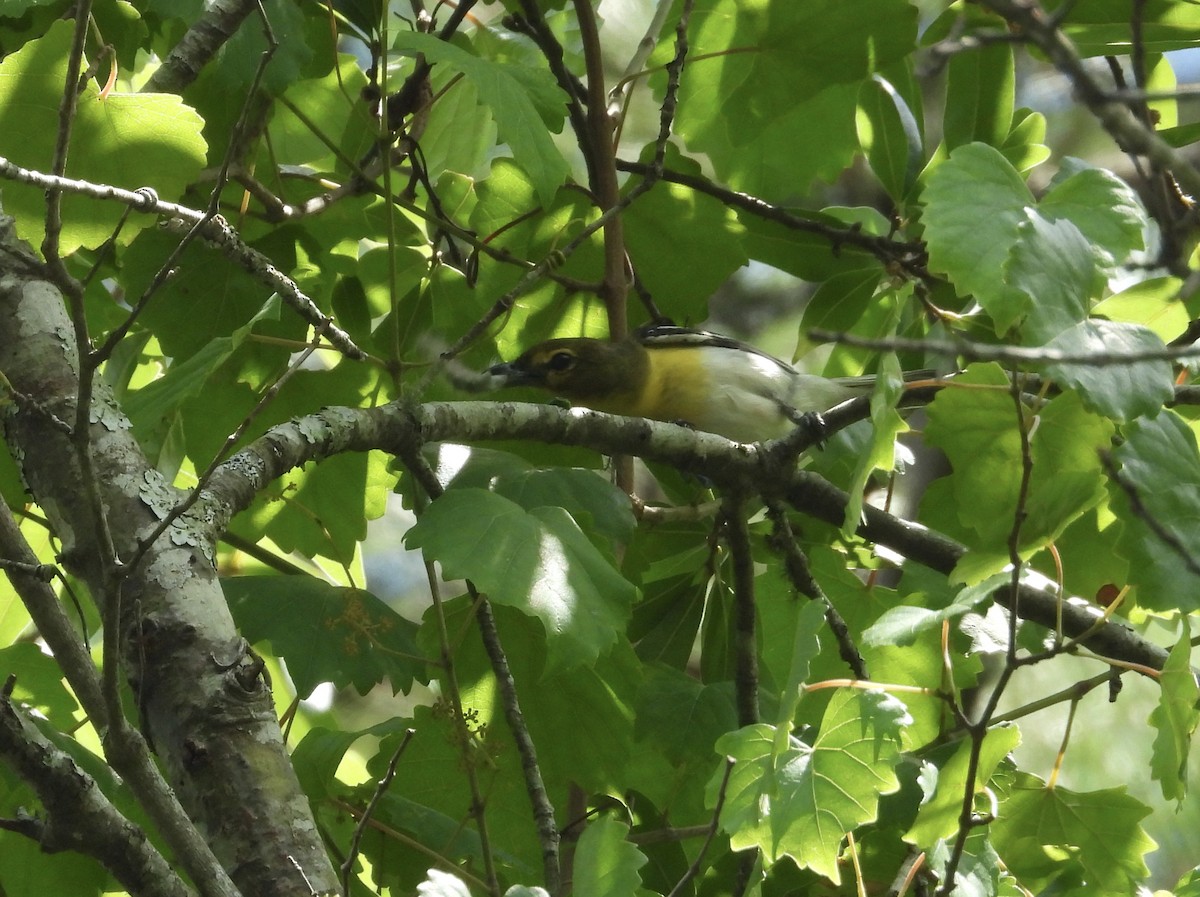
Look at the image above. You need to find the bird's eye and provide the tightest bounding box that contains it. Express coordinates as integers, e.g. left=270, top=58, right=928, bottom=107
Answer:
left=547, top=351, right=575, bottom=372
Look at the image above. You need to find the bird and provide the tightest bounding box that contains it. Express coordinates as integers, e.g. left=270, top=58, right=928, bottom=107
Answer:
left=484, top=324, right=935, bottom=443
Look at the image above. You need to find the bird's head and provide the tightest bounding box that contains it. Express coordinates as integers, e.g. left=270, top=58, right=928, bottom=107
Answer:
left=487, top=338, right=645, bottom=406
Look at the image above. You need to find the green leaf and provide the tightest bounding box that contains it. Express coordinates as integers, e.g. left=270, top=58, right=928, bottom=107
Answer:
left=404, top=489, right=636, bottom=670
left=1041, top=320, right=1176, bottom=422
left=676, top=0, right=917, bottom=132
left=737, top=211, right=878, bottom=283
left=1063, top=4, right=1200, bottom=56
left=635, top=665, right=737, bottom=765
left=291, top=719, right=413, bottom=799
left=125, top=228, right=307, bottom=361
left=0, top=643, right=79, bottom=725
left=1093, top=276, right=1188, bottom=343
left=801, top=266, right=887, bottom=336
left=1040, top=160, right=1147, bottom=269
left=857, top=73, right=924, bottom=201
left=992, top=773, right=1156, bottom=894
left=0, top=22, right=207, bottom=253
left=1149, top=617, right=1200, bottom=803
left=862, top=580, right=997, bottom=648
left=1175, top=867, right=1200, bottom=897
left=925, top=367, right=1112, bottom=578
left=710, top=689, right=910, bottom=882
left=629, top=569, right=706, bottom=668
left=922, top=143, right=1034, bottom=328
left=346, top=696, right=541, bottom=880
left=368, top=790, right=520, bottom=886
left=1000, top=107, right=1051, bottom=173
left=493, top=468, right=635, bottom=549
left=222, top=575, right=426, bottom=697
left=1005, top=214, right=1098, bottom=345
left=125, top=296, right=280, bottom=459
left=622, top=156, right=748, bottom=312
left=925, top=828, right=1016, bottom=897
left=232, top=448, right=391, bottom=564
left=905, top=724, right=1021, bottom=844
left=212, top=0, right=319, bottom=93
left=776, top=599, right=827, bottom=726
left=943, top=32, right=1014, bottom=149
left=416, top=72, right=498, bottom=181
left=430, top=446, right=634, bottom=549
left=391, top=32, right=570, bottom=208
left=573, top=816, right=648, bottom=897
left=1111, top=413, right=1200, bottom=609
left=1159, top=120, right=1200, bottom=148
left=842, top=353, right=909, bottom=533
left=0, top=832, right=110, bottom=897
left=671, top=0, right=916, bottom=197
left=412, top=599, right=638, bottom=806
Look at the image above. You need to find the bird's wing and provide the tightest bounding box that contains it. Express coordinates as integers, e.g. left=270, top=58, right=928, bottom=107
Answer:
left=634, top=324, right=798, bottom=377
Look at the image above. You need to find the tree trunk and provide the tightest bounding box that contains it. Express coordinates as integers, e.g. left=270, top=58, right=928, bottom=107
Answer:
left=0, top=210, right=337, bottom=897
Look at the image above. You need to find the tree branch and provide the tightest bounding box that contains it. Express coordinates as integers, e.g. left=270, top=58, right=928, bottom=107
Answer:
left=0, top=692, right=194, bottom=897
left=144, top=0, right=259, bottom=94
left=979, top=0, right=1200, bottom=199
left=811, top=329, right=1200, bottom=367
left=0, top=212, right=336, bottom=897
left=203, top=399, right=1170, bottom=674
left=0, top=156, right=365, bottom=361
left=0, top=503, right=106, bottom=727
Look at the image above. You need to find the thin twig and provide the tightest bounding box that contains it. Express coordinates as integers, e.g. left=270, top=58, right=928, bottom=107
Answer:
left=340, top=728, right=416, bottom=895
left=126, top=329, right=328, bottom=574
left=42, top=0, right=94, bottom=273
left=723, top=497, right=759, bottom=728
left=509, top=2, right=594, bottom=187
left=766, top=503, right=869, bottom=680
left=935, top=370, right=1036, bottom=896
left=665, top=759, right=734, bottom=897
left=0, top=156, right=365, bottom=360
left=1100, top=449, right=1200, bottom=577
left=402, top=448, right=557, bottom=894
left=810, top=329, right=1200, bottom=366
left=980, top=0, right=1200, bottom=199
left=615, top=160, right=931, bottom=280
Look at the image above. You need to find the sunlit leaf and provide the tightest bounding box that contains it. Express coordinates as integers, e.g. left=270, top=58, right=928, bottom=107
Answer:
left=710, top=689, right=910, bottom=882
left=573, top=816, right=648, bottom=897
left=0, top=22, right=206, bottom=253
left=992, top=773, right=1156, bottom=893
left=391, top=32, right=570, bottom=207
left=405, top=489, right=635, bottom=670
left=1149, top=617, right=1200, bottom=803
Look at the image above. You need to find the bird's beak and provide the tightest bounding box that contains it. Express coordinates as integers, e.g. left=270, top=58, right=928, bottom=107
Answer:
left=486, top=361, right=540, bottom=388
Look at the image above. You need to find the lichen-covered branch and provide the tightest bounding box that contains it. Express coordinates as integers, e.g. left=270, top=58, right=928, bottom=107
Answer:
left=0, top=210, right=337, bottom=897
left=143, top=0, right=259, bottom=95
left=0, top=693, right=193, bottom=897
left=203, top=399, right=1169, bottom=674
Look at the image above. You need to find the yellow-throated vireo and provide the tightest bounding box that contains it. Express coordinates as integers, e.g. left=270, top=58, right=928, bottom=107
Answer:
left=486, top=324, right=933, bottom=443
